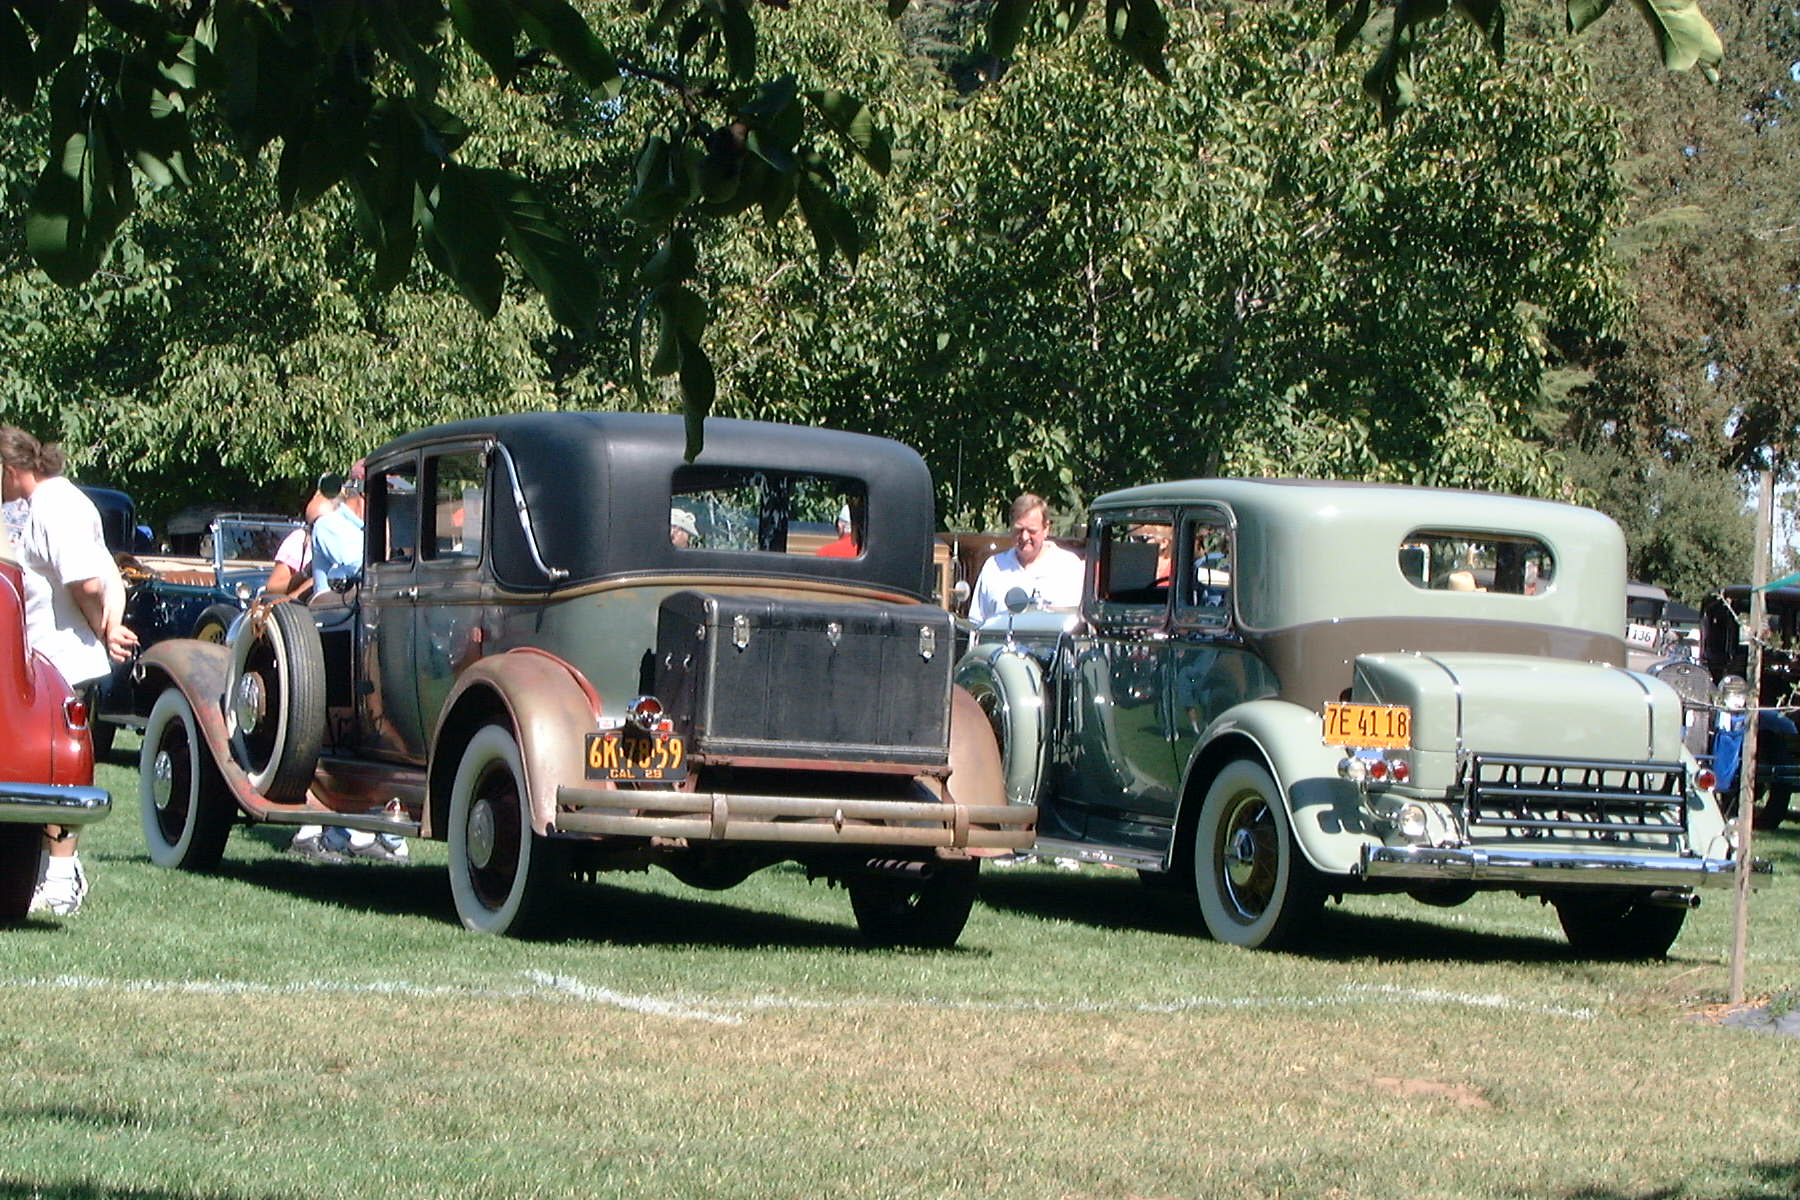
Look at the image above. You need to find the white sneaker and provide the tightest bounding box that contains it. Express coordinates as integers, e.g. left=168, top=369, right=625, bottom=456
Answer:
left=29, top=854, right=88, bottom=916
left=289, top=828, right=344, bottom=862
left=346, top=832, right=409, bottom=863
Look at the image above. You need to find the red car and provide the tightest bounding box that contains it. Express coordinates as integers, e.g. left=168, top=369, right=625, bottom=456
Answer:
left=0, top=522, right=110, bottom=919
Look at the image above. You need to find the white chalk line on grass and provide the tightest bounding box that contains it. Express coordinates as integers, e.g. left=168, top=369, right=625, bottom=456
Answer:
left=2, top=972, right=1592, bottom=1024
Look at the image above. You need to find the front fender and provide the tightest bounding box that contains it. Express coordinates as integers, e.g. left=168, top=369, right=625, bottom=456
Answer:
left=428, top=649, right=603, bottom=839
left=1188, top=698, right=1376, bottom=877
left=953, top=643, right=1046, bottom=807
left=137, top=638, right=262, bottom=816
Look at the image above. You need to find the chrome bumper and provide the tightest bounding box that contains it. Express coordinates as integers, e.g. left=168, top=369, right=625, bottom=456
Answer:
left=553, top=786, right=1037, bottom=850
left=1359, top=844, right=1764, bottom=889
left=0, top=782, right=112, bottom=826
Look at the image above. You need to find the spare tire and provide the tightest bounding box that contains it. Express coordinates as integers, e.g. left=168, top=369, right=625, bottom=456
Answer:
left=224, top=600, right=325, bottom=802
left=191, top=602, right=242, bottom=644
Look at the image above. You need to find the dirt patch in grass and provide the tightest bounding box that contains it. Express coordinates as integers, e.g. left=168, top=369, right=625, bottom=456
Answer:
left=1371, top=1077, right=1493, bottom=1109
left=1689, top=997, right=1800, bottom=1037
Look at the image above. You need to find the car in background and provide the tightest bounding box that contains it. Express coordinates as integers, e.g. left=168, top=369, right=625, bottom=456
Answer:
left=76, top=484, right=155, bottom=554
left=134, top=413, right=1032, bottom=944
left=1663, top=585, right=1800, bottom=830
left=93, top=512, right=301, bottom=756
left=957, top=479, right=1756, bottom=957
left=0, top=521, right=110, bottom=919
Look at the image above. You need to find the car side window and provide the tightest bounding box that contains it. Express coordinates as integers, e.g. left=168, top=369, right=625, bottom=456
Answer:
left=366, top=462, right=419, bottom=566
left=424, top=451, right=485, bottom=563
left=1094, top=515, right=1174, bottom=608
left=1177, top=512, right=1232, bottom=625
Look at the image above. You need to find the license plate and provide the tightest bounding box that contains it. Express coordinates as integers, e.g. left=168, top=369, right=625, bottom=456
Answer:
left=584, top=730, right=688, bottom=782
left=1323, top=702, right=1412, bottom=749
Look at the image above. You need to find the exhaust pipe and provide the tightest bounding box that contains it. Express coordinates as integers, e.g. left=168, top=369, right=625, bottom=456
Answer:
left=1647, top=889, right=1701, bottom=910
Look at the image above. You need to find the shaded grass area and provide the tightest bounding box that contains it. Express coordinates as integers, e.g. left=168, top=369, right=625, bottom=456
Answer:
left=0, top=742, right=1795, bottom=1198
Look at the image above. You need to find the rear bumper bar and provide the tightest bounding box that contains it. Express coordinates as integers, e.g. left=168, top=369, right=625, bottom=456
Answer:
left=0, top=782, right=112, bottom=826
left=1359, top=844, right=1765, bottom=889
left=554, top=786, right=1036, bottom=850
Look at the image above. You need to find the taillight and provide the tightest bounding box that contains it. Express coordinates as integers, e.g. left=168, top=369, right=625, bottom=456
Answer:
left=1366, top=758, right=1390, bottom=782
left=1694, top=767, right=1717, bottom=792
left=625, top=695, right=665, bottom=731
left=64, top=697, right=89, bottom=730
left=1391, top=759, right=1411, bottom=784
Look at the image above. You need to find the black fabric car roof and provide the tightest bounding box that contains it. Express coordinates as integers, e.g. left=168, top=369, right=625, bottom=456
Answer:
left=369, top=412, right=937, bottom=595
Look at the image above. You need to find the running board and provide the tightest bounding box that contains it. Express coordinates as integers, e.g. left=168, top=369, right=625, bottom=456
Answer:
left=1032, top=837, right=1167, bottom=872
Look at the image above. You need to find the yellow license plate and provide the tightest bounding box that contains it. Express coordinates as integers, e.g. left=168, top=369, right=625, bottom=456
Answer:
left=584, top=730, right=688, bottom=782
left=1323, top=703, right=1412, bottom=749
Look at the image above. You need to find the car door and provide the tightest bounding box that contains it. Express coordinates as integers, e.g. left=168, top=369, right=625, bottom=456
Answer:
left=1167, top=506, right=1274, bottom=772
left=414, top=446, right=490, bottom=731
left=358, top=456, right=426, bottom=763
left=1058, top=509, right=1180, bottom=851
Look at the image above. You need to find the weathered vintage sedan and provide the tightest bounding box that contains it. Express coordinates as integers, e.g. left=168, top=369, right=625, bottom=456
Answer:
left=956, top=479, right=1756, bottom=955
left=0, top=522, right=110, bottom=919
left=135, top=413, right=1031, bottom=943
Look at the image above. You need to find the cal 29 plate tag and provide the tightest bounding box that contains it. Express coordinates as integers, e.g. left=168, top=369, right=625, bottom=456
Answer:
left=584, top=730, right=688, bottom=782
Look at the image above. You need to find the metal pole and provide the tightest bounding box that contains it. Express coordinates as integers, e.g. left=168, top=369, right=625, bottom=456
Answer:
left=1729, top=468, right=1773, bottom=1005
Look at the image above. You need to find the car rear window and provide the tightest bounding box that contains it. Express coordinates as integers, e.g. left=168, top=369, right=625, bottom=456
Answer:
left=671, top=468, right=865, bottom=559
left=1401, top=531, right=1555, bottom=596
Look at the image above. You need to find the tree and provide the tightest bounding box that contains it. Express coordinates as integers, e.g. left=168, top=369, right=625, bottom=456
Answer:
left=1557, top=0, right=1795, bottom=590
left=0, top=0, right=1727, bottom=453
left=709, top=5, right=1629, bottom=523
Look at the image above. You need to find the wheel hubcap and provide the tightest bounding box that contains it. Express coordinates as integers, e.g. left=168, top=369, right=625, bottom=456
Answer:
left=233, top=672, right=267, bottom=735
left=1219, top=796, right=1275, bottom=920
left=151, top=750, right=175, bottom=812
left=467, top=798, right=497, bottom=870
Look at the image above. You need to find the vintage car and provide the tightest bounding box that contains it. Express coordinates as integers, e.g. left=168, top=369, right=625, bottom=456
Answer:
left=1655, top=584, right=1800, bottom=830
left=134, top=413, right=1032, bottom=943
left=94, top=513, right=302, bottom=756
left=0, top=522, right=110, bottom=919
left=955, top=479, right=1757, bottom=955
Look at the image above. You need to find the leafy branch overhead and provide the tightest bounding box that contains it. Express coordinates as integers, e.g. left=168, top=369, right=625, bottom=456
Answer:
left=1, top=0, right=1720, bottom=444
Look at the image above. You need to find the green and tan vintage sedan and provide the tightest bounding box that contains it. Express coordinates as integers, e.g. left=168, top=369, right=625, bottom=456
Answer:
left=956, top=479, right=1759, bottom=955
left=134, top=413, right=1031, bottom=943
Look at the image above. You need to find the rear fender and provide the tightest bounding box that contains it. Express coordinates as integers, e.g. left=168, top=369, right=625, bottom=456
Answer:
left=428, top=649, right=603, bottom=839
left=1181, top=698, right=1377, bottom=877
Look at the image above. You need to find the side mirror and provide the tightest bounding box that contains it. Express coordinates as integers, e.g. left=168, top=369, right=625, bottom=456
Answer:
left=953, top=579, right=971, bottom=606
left=1004, top=586, right=1032, bottom=614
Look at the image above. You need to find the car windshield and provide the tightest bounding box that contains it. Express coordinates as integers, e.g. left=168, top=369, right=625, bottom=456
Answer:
left=211, top=517, right=303, bottom=564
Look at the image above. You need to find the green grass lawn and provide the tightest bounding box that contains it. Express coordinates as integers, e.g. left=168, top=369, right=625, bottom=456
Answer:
left=2, top=739, right=1796, bottom=1199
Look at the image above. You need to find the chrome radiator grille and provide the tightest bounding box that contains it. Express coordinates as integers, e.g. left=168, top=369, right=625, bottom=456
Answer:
left=1462, top=754, right=1688, bottom=840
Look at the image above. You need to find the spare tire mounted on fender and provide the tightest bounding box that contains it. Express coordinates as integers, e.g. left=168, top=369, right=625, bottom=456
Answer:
left=224, top=600, right=326, bottom=802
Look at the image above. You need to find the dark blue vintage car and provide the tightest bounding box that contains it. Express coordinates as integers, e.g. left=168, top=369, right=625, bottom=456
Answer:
left=94, top=513, right=300, bottom=756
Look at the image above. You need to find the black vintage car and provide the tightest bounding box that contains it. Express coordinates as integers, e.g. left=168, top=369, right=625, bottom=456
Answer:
left=134, top=414, right=1031, bottom=943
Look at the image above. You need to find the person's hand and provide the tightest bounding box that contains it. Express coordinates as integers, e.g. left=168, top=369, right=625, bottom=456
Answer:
left=105, top=622, right=140, bottom=663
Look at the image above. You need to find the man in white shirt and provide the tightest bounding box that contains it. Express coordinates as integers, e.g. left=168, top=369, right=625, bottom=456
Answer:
left=0, top=426, right=138, bottom=916
left=969, top=493, right=1085, bottom=623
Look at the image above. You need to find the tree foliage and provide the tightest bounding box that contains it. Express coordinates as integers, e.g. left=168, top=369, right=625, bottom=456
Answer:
left=1559, top=0, right=1795, bottom=590
left=0, top=0, right=1724, bottom=453
left=712, top=5, right=1628, bottom=523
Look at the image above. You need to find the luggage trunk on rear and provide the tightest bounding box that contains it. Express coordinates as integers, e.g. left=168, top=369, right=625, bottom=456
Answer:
left=654, top=590, right=953, bottom=769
